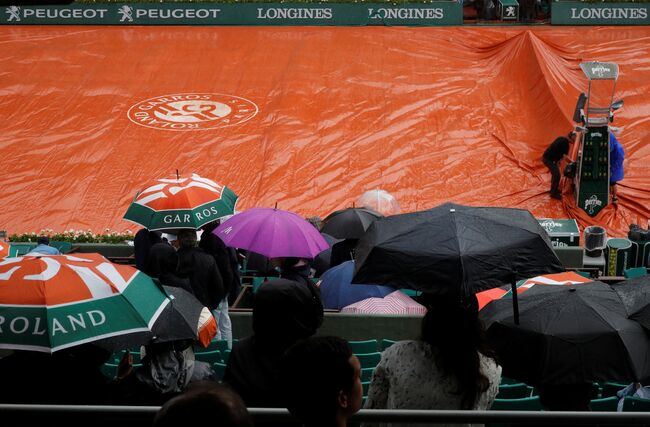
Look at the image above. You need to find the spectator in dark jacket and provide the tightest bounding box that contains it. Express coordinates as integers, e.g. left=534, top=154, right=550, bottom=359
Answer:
left=134, top=228, right=162, bottom=272
left=146, top=242, right=193, bottom=294
left=176, top=230, right=225, bottom=311
left=200, top=220, right=239, bottom=348
left=224, top=279, right=324, bottom=407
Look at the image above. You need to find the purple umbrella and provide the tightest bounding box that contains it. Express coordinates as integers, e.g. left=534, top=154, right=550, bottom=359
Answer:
left=214, top=208, right=329, bottom=259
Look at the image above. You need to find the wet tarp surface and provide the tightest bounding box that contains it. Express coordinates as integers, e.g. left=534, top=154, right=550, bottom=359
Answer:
left=1, top=26, right=649, bottom=236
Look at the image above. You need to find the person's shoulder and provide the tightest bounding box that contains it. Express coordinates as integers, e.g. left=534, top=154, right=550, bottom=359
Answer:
left=382, top=340, right=422, bottom=357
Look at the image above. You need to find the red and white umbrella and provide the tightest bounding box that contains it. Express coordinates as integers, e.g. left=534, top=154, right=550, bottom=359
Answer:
left=341, top=290, right=427, bottom=315
left=477, top=271, right=592, bottom=311
left=0, top=241, right=8, bottom=259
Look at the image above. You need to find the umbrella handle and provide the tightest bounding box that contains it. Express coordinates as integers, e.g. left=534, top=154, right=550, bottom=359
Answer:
left=511, top=275, right=520, bottom=326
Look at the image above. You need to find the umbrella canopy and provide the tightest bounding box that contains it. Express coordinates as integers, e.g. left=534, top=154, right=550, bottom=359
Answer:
left=214, top=207, right=329, bottom=259
left=341, top=290, right=426, bottom=315
left=611, top=275, right=650, bottom=329
left=153, top=285, right=217, bottom=348
left=480, top=282, right=650, bottom=386
left=352, top=203, right=564, bottom=297
left=321, top=208, right=382, bottom=240
left=0, top=253, right=171, bottom=353
left=318, top=261, right=394, bottom=310
left=123, top=173, right=238, bottom=231
left=357, top=189, right=401, bottom=216
left=312, top=233, right=343, bottom=277
left=477, top=271, right=592, bottom=310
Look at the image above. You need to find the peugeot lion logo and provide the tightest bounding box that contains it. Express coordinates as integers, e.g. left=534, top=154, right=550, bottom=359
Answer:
left=118, top=5, right=134, bottom=22
left=6, top=6, right=21, bottom=22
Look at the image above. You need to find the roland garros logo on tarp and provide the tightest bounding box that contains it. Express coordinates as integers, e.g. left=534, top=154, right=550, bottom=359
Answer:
left=127, top=93, right=258, bottom=131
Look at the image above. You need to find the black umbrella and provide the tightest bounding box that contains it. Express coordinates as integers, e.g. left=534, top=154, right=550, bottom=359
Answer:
left=321, top=207, right=382, bottom=239
left=312, top=233, right=344, bottom=277
left=152, top=285, right=216, bottom=346
left=480, top=282, right=650, bottom=386
left=352, top=203, right=564, bottom=298
left=611, top=275, right=650, bottom=329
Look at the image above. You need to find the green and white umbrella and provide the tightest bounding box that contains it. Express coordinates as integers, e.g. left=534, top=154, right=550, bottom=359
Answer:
left=124, top=173, right=238, bottom=231
left=0, top=253, right=170, bottom=353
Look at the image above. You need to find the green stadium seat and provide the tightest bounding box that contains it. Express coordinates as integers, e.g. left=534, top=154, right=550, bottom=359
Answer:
left=490, top=396, right=543, bottom=411
left=202, top=339, right=229, bottom=353
left=213, top=362, right=227, bottom=382
left=624, top=267, right=647, bottom=279
left=356, top=352, right=382, bottom=369
left=362, top=381, right=371, bottom=397
left=195, top=350, right=223, bottom=364
left=51, top=241, right=72, bottom=253
left=623, top=396, right=650, bottom=411
left=590, top=396, right=619, bottom=411
left=252, top=277, right=266, bottom=293
left=600, top=382, right=628, bottom=398
left=499, top=376, right=522, bottom=385
left=399, top=289, right=421, bottom=298
left=223, top=349, right=231, bottom=363
left=380, top=339, right=397, bottom=351
left=361, top=367, right=374, bottom=382
left=101, top=363, right=118, bottom=380
left=349, top=339, right=379, bottom=354
left=496, top=383, right=534, bottom=399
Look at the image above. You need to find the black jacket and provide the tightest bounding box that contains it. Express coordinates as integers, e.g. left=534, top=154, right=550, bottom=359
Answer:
left=176, top=247, right=225, bottom=310
left=223, top=279, right=323, bottom=407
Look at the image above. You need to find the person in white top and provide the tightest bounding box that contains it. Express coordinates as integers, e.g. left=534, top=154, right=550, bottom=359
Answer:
left=364, top=294, right=502, bottom=427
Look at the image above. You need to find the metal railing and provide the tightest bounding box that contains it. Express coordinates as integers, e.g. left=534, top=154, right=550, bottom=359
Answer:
left=3, top=405, right=650, bottom=425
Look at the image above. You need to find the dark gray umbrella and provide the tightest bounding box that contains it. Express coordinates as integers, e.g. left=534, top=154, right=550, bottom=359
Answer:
left=321, top=207, right=382, bottom=240
left=480, top=282, right=650, bottom=386
left=151, top=285, right=211, bottom=344
left=352, top=203, right=564, bottom=298
left=612, top=275, right=650, bottom=329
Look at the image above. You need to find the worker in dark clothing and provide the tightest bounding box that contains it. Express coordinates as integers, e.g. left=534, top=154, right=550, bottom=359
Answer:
left=542, top=132, right=576, bottom=199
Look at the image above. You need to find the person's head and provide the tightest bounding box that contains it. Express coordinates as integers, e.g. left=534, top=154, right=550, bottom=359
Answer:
left=177, top=230, right=197, bottom=249
left=306, top=216, right=323, bottom=231
left=538, top=383, right=593, bottom=411
left=37, top=235, right=50, bottom=246
left=201, top=220, right=221, bottom=233
left=154, top=381, right=253, bottom=427
left=282, top=337, right=362, bottom=427
left=252, top=279, right=324, bottom=345
left=145, top=243, right=179, bottom=278
left=419, top=293, right=494, bottom=409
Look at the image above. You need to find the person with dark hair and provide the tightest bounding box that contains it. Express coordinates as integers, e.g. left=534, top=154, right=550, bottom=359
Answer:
left=282, top=336, right=363, bottom=427
left=542, top=132, right=576, bottom=200
left=154, top=381, right=253, bottom=427
left=224, top=279, right=324, bottom=407
left=364, top=294, right=501, bottom=422
left=145, top=242, right=193, bottom=293
left=28, top=235, right=61, bottom=255
left=273, top=256, right=313, bottom=286
left=133, top=228, right=162, bottom=271
left=176, top=229, right=225, bottom=312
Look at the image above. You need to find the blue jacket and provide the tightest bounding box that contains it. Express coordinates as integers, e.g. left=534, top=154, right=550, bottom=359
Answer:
left=610, top=133, right=625, bottom=183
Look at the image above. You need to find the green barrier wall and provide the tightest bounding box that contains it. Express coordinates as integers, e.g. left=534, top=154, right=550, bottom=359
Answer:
left=231, top=311, right=422, bottom=340
left=1, top=3, right=463, bottom=26
left=552, top=1, right=650, bottom=25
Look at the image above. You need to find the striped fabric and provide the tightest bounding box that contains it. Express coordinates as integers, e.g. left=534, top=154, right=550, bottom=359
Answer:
left=477, top=271, right=592, bottom=310
left=341, top=290, right=426, bottom=315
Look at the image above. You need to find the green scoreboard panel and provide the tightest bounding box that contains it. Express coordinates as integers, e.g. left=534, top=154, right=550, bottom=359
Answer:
left=576, top=126, right=610, bottom=217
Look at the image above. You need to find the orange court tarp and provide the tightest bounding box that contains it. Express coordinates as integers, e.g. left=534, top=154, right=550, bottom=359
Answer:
left=1, top=26, right=649, bottom=237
